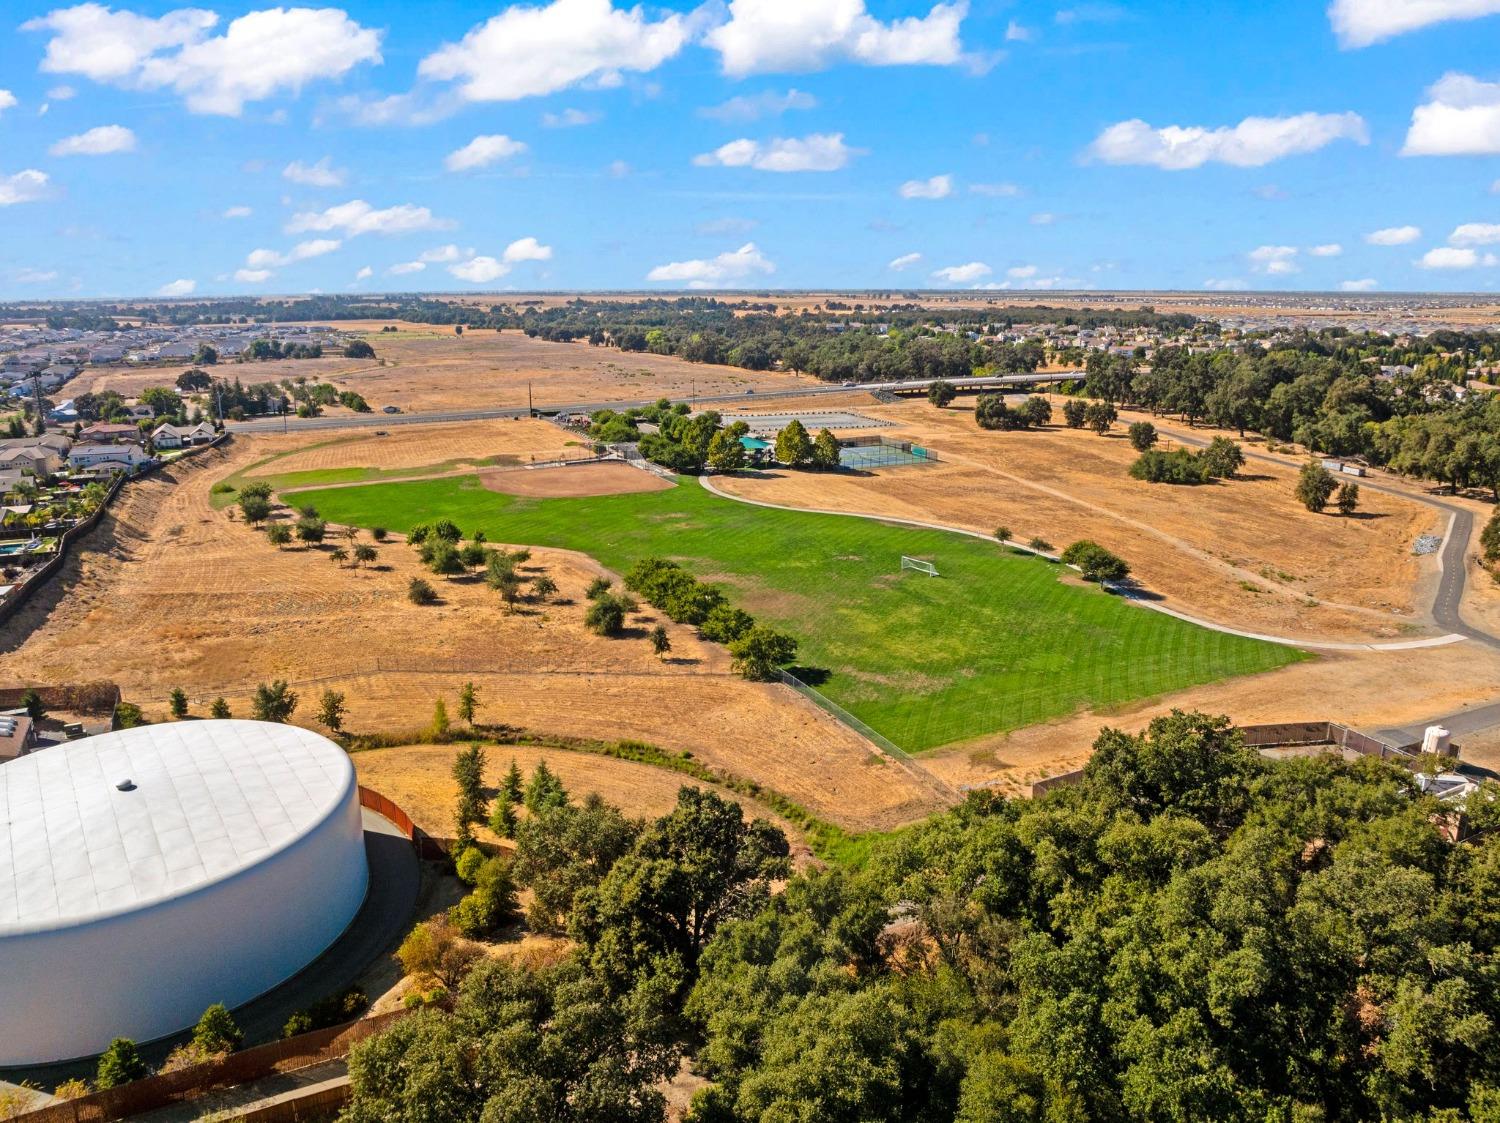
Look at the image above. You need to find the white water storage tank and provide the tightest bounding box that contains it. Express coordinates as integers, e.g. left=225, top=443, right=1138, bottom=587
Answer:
left=1422, top=725, right=1453, bottom=756
left=0, top=720, right=368, bottom=1065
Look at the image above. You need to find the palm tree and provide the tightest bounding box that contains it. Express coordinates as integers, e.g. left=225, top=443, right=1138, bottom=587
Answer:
left=330, top=547, right=349, bottom=567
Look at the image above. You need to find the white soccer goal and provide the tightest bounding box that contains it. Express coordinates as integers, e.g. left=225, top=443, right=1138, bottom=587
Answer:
left=900, top=555, right=939, bottom=577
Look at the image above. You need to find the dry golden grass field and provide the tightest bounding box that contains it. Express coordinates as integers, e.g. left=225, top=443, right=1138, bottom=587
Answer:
left=352, top=742, right=808, bottom=856
left=82, top=325, right=815, bottom=414
left=241, top=417, right=580, bottom=478
left=7, top=363, right=1500, bottom=808
left=0, top=436, right=944, bottom=832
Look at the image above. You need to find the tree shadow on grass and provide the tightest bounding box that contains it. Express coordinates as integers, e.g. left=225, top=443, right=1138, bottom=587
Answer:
left=786, top=665, right=832, bottom=686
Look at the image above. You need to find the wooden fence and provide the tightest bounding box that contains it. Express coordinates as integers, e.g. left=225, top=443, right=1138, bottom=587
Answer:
left=358, top=785, right=448, bottom=861
left=12, top=1011, right=406, bottom=1123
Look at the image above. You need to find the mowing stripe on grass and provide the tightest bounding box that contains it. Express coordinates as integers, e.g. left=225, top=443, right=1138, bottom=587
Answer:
left=294, top=475, right=1306, bottom=752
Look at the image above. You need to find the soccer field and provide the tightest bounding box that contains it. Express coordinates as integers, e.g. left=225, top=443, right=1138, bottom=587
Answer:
left=295, top=475, right=1305, bottom=751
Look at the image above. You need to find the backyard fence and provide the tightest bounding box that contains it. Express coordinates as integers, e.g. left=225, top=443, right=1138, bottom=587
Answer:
left=0, top=432, right=230, bottom=632
left=12, top=1010, right=409, bottom=1123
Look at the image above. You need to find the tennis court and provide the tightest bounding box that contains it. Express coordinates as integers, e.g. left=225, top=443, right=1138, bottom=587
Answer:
left=838, top=437, right=939, bottom=470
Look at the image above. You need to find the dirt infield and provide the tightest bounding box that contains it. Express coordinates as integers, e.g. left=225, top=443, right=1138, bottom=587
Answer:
left=480, top=461, right=674, bottom=498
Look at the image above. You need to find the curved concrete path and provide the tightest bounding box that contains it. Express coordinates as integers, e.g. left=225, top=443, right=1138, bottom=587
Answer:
left=698, top=475, right=1466, bottom=652
left=1163, top=427, right=1497, bottom=650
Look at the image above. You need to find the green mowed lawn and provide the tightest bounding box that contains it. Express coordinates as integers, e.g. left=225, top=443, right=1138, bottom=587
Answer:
left=296, top=475, right=1306, bottom=751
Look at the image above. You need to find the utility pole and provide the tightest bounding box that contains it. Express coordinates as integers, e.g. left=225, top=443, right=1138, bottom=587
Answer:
left=29, top=372, right=46, bottom=435
left=527, top=381, right=533, bottom=417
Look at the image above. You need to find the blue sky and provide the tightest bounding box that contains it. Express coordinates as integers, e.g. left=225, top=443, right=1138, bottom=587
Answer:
left=1, top=0, right=1499, bottom=298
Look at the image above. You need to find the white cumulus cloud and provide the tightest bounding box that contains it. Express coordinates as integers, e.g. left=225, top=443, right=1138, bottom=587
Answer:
left=704, top=0, right=967, bottom=76
left=420, top=244, right=470, bottom=263
left=1418, top=246, right=1498, bottom=268
left=0, top=170, right=51, bottom=206
left=1204, top=278, right=1249, bottom=290
left=419, top=0, right=688, bottom=102
left=693, top=133, right=858, bottom=172
left=931, top=261, right=991, bottom=284
left=1403, top=73, right=1500, bottom=156
left=245, top=238, right=342, bottom=270
left=22, top=3, right=382, bottom=116
left=899, top=174, right=952, bottom=199
left=1329, top=0, right=1500, bottom=47
left=445, top=134, right=528, bottom=172
left=388, top=261, right=426, bottom=275
left=286, top=200, right=452, bottom=237
left=49, top=123, right=135, bottom=155
left=1087, top=112, right=1368, bottom=169
left=157, top=277, right=195, bottom=296
left=234, top=268, right=272, bottom=283
left=223, top=204, right=252, bottom=218
left=1309, top=243, right=1343, bottom=256
left=354, top=265, right=372, bottom=280
left=0, top=91, right=16, bottom=115
left=1340, top=278, right=1379, bottom=291
left=888, top=252, right=923, bottom=270
left=283, top=157, right=346, bottom=187
left=646, top=242, right=776, bottom=287
left=449, top=256, right=510, bottom=283
left=1249, top=245, right=1300, bottom=275
left=1366, top=224, right=1421, bottom=245
left=1451, top=222, right=1500, bottom=246
left=698, top=88, right=817, bottom=122
left=502, top=236, right=552, bottom=263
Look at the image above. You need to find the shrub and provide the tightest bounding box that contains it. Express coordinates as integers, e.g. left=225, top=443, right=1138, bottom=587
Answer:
left=408, top=577, right=438, bottom=605
left=1127, top=420, right=1158, bottom=452
left=1200, top=436, right=1245, bottom=479
left=995, top=526, right=1011, bottom=542
left=1062, top=398, right=1087, bottom=428
left=585, top=594, right=629, bottom=636
left=1296, top=460, right=1337, bottom=512
left=729, top=626, right=798, bottom=681
left=266, top=524, right=291, bottom=547
left=1130, top=449, right=1210, bottom=485
left=586, top=576, right=613, bottom=600
left=96, top=1039, right=148, bottom=1089
left=282, top=987, right=367, bottom=1039
left=1060, top=539, right=1130, bottom=582
left=371, top=526, right=388, bottom=541
left=191, top=1004, right=243, bottom=1054
left=700, top=603, right=756, bottom=644
left=1483, top=509, right=1500, bottom=562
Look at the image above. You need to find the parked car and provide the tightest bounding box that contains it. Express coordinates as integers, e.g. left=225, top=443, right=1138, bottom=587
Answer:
left=382, top=405, right=401, bottom=414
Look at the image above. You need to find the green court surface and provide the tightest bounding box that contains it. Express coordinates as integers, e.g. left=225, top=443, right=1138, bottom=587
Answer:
left=294, top=475, right=1305, bottom=752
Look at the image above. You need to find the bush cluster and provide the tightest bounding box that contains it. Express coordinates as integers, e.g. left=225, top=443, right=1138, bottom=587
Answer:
left=1130, top=436, right=1245, bottom=485
left=625, top=557, right=796, bottom=678
left=975, top=394, right=1052, bottom=431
